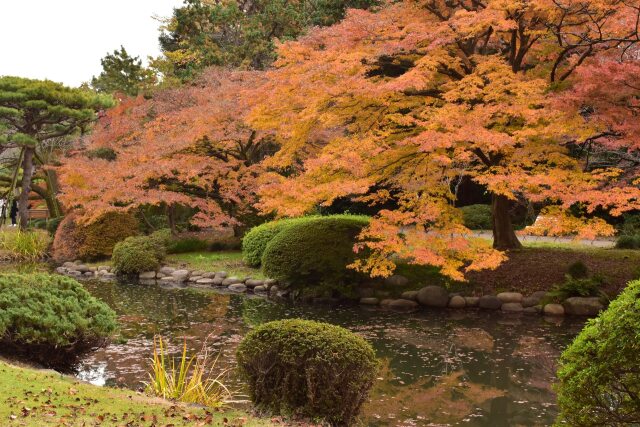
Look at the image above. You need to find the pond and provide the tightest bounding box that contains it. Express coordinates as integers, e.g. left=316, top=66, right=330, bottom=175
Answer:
left=77, top=280, right=586, bottom=426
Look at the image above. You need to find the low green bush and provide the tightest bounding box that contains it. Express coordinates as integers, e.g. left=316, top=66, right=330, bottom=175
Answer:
left=545, top=276, right=606, bottom=303
left=0, top=229, right=50, bottom=262
left=0, top=273, right=117, bottom=367
left=460, top=204, right=493, bottom=230
left=236, top=319, right=378, bottom=426
left=261, top=215, right=370, bottom=292
left=242, top=217, right=308, bottom=267
left=567, top=260, right=589, bottom=279
left=616, top=234, right=640, bottom=249
left=555, top=279, right=640, bottom=425
left=112, top=235, right=166, bottom=275
left=167, top=237, right=209, bottom=254
left=46, top=216, right=64, bottom=235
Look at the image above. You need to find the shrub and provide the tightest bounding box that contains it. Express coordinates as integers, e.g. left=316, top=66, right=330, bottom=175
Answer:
left=616, top=234, right=640, bottom=249
left=567, top=260, right=589, bottom=279
left=167, top=237, right=210, bottom=254
left=242, top=217, right=307, bottom=267
left=545, top=275, right=606, bottom=303
left=46, top=216, right=64, bottom=235
left=261, top=215, right=370, bottom=291
left=236, top=319, right=378, bottom=426
left=87, top=147, right=117, bottom=161
left=555, top=279, right=640, bottom=425
left=0, top=229, right=50, bottom=262
left=52, top=211, right=139, bottom=262
left=0, top=273, right=117, bottom=367
left=112, top=235, right=166, bottom=275
left=460, top=204, right=493, bottom=230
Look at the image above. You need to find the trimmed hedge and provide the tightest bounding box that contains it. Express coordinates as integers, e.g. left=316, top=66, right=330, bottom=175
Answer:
left=460, top=204, right=492, bottom=230
left=0, top=274, right=117, bottom=367
left=555, top=279, right=640, bottom=425
left=112, top=234, right=166, bottom=275
left=242, top=217, right=308, bottom=267
left=261, top=215, right=370, bottom=290
left=236, top=319, right=378, bottom=426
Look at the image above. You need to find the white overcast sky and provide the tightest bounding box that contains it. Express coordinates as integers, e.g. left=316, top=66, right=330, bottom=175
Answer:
left=0, top=0, right=183, bottom=87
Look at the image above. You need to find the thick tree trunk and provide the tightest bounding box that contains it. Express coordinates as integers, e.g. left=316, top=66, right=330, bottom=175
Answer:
left=491, top=193, right=522, bottom=250
left=18, top=146, right=35, bottom=230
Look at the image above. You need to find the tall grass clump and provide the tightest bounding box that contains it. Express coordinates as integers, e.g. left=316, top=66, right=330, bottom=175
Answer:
left=146, top=335, right=232, bottom=408
left=0, top=228, right=50, bottom=261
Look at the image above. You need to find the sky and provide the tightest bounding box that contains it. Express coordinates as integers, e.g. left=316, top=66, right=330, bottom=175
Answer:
left=0, top=0, right=183, bottom=87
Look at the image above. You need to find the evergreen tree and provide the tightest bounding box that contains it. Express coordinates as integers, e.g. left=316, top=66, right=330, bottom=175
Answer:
left=91, top=46, right=156, bottom=96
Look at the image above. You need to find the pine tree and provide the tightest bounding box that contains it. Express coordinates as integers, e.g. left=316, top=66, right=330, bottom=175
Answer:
left=91, top=46, right=156, bottom=96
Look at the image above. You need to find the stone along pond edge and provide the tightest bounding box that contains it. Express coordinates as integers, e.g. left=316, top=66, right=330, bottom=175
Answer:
left=56, top=261, right=605, bottom=318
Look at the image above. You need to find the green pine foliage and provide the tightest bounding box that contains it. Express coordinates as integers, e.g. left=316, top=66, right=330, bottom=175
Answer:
left=555, top=279, right=640, bottom=425
left=260, top=215, right=370, bottom=290
left=91, top=46, right=156, bottom=96
left=112, top=235, right=167, bottom=275
left=236, top=319, right=378, bottom=426
left=0, top=274, right=117, bottom=367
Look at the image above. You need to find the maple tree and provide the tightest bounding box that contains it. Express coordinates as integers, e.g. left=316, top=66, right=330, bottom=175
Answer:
left=248, top=0, right=640, bottom=279
left=59, top=69, right=273, bottom=233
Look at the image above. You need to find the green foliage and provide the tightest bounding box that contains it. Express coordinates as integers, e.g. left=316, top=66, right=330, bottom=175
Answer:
left=545, top=275, right=606, bottom=303
left=242, top=217, right=308, bottom=267
left=460, top=204, right=493, bottom=230
left=236, top=319, right=378, bottom=426
left=0, top=274, right=117, bottom=367
left=158, top=0, right=379, bottom=79
left=91, top=46, right=156, bottom=96
left=555, top=279, right=640, bottom=425
left=167, top=237, right=209, bottom=254
left=261, top=215, right=369, bottom=291
left=87, top=147, right=117, bottom=161
left=618, top=212, right=640, bottom=236
left=567, top=260, right=589, bottom=279
left=0, top=229, right=50, bottom=261
left=46, top=216, right=64, bottom=235
left=112, top=235, right=166, bottom=275
left=616, top=234, right=640, bottom=249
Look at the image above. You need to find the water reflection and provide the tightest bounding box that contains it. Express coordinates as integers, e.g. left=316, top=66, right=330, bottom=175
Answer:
left=79, top=280, right=585, bottom=426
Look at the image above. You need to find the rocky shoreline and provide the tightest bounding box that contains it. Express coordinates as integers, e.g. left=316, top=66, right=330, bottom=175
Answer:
left=56, top=262, right=606, bottom=317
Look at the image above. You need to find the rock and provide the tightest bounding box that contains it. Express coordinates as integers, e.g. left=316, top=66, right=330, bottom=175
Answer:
left=417, top=286, right=449, bottom=307
left=501, top=302, right=524, bottom=312
left=139, top=271, right=157, bottom=279
left=188, top=276, right=202, bottom=282
left=171, top=269, right=190, bottom=282
left=101, top=272, right=116, bottom=279
left=544, top=303, right=565, bottom=316
left=448, top=295, right=466, bottom=308
left=212, top=277, right=225, bottom=286
left=222, top=276, right=242, bottom=286
left=55, top=267, right=67, bottom=274
left=523, top=306, right=539, bottom=314
left=523, top=291, right=547, bottom=307
left=159, top=266, right=175, bottom=275
left=264, top=279, right=278, bottom=288
left=74, top=260, right=82, bottom=265
left=83, top=271, right=94, bottom=277
left=245, top=279, right=264, bottom=288
left=464, top=296, right=480, bottom=307
left=387, top=299, right=419, bottom=311
left=67, top=270, right=81, bottom=276
left=375, top=290, right=391, bottom=298
left=196, top=278, right=216, bottom=285
left=400, top=291, right=419, bottom=301
left=253, top=285, right=268, bottom=294
left=563, top=297, right=604, bottom=316
left=202, top=272, right=216, bottom=278
left=215, top=271, right=228, bottom=279
left=191, top=270, right=205, bottom=277
left=497, top=292, right=523, bottom=304
left=358, top=287, right=375, bottom=298
left=478, top=295, right=502, bottom=310
left=160, top=276, right=176, bottom=283
left=359, top=297, right=379, bottom=305
left=385, top=274, right=409, bottom=287
left=97, top=265, right=110, bottom=272
left=76, top=265, right=90, bottom=273
left=269, top=285, right=280, bottom=297
left=228, top=283, right=247, bottom=293
left=63, top=261, right=75, bottom=268
left=89, top=267, right=97, bottom=272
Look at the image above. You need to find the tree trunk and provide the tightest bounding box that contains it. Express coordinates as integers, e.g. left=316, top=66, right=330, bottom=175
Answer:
left=18, top=146, right=35, bottom=230
left=491, top=193, right=522, bottom=250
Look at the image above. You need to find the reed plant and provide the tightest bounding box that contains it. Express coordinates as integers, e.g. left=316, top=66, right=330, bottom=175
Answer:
left=146, top=335, right=231, bottom=408
left=0, top=228, right=50, bottom=261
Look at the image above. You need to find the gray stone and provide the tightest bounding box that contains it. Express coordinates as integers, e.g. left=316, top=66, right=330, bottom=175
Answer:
left=523, top=291, right=547, bottom=307
left=478, top=295, right=502, bottom=310
left=264, top=279, right=278, bottom=288
left=159, top=266, right=175, bottom=275
left=228, top=283, right=247, bottom=293
left=83, top=271, right=94, bottom=277
left=544, top=303, right=565, bottom=316
left=222, top=276, right=242, bottom=286
left=245, top=279, right=264, bottom=288
left=202, top=272, right=216, bottom=278
left=196, top=278, right=215, bottom=285
left=139, top=271, right=157, bottom=279
left=464, top=296, right=480, bottom=307
left=89, top=267, right=97, bottom=272
left=160, top=276, right=176, bottom=283
left=63, top=262, right=75, bottom=268
left=215, top=271, right=228, bottom=279
left=400, top=291, right=419, bottom=301
left=253, top=285, right=268, bottom=294
left=563, top=297, right=604, bottom=316
left=387, top=299, right=419, bottom=311
left=97, top=265, right=110, bottom=272
left=417, top=286, right=449, bottom=307
left=171, top=269, right=190, bottom=282
left=188, top=276, right=202, bottom=282
left=212, top=277, right=224, bottom=286
left=101, top=272, right=116, bottom=279
left=67, top=270, right=82, bottom=276
left=76, top=265, right=90, bottom=273
left=501, top=302, right=524, bottom=312
left=55, top=267, right=67, bottom=274
left=385, top=274, right=409, bottom=287
left=358, top=287, right=375, bottom=298
left=448, top=295, right=466, bottom=308
left=269, top=285, right=280, bottom=297
left=523, top=306, right=539, bottom=314
left=191, top=270, right=205, bottom=277
left=359, top=297, right=379, bottom=305
left=74, top=260, right=82, bottom=265
left=497, top=292, right=523, bottom=304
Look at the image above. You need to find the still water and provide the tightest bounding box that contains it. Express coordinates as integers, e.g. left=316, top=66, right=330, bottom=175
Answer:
left=78, top=280, right=585, bottom=426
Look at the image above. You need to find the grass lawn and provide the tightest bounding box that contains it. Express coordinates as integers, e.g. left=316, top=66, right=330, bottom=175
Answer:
left=166, top=251, right=264, bottom=279
left=0, top=360, right=273, bottom=426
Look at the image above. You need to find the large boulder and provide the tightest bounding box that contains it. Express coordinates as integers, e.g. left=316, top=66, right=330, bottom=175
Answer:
left=497, top=292, right=523, bottom=304
left=478, top=295, right=502, bottom=310
left=464, top=296, right=480, bottom=307
left=417, top=286, right=449, bottom=307
left=544, top=303, right=565, bottom=316
left=384, top=274, right=409, bottom=287
left=448, top=295, right=466, bottom=308
left=501, top=302, right=524, bottom=313
left=563, top=297, right=605, bottom=316
left=171, top=269, right=190, bottom=282
left=386, top=299, right=419, bottom=311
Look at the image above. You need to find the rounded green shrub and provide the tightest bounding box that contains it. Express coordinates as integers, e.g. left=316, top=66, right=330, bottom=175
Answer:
left=112, top=235, right=166, bottom=275
left=261, top=215, right=369, bottom=289
left=555, top=279, right=640, bottom=425
left=242, top=217, right=307, bottom=267
left=0, top=273, right=117, bottom=367
left=236, top=319, right=378, bottom=426
left=460, top=204, right=493, bottom=230
left=616, top=234, right=640, bottom=249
